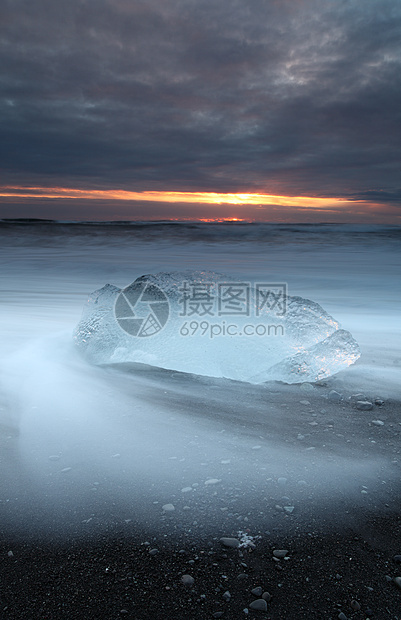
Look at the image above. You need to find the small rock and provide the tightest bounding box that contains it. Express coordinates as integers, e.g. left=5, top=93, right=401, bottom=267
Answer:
left=371, top=419, right=384, bottom=426
left=277, top=477, right=287, bottom=486
left=299, top=400, right=311, bottom=405
left=338, top=613, right=348, bottom=620
left=300, top=382, right=314, bottom=392
left=356, top=400, right=373, bottom=411
left=284, top=506, right=294, bottom=514
left=213, top=613, right=224, bottom=619
left=205, top=478, right=221, bottom=485
left=149, top=548, right=159, bottom=555
left=374, top=398, right=384, bottom=406
left=251, top=587, right=263, bottom=597
left=262, top=592, right=272, bottom=601
left=328, top=390, right=342, bottom=402
left=273, top=549, right=288, bottom=558
left=393, top=555, right=401, bottom=564
left=162, top=503, right=175, bottom=512
left=222, top=590, right=231, bottom=601
left=249, top=599, right=268, bottom=612
left=7, top=550, right=14, bottom=557
left=394, top=576, right=401, bottom=589
left=220, top=537, right=240, bottom=549
left=350, top=600, right=360, bottom=611
left=181, top=574, right=194, bottom=586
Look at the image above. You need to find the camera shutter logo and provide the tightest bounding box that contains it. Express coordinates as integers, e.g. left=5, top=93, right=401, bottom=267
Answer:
left=115, top=280, right=169, bottom=337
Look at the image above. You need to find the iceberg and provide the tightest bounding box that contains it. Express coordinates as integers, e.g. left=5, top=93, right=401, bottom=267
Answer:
left=73, top=271, right=360, bottom=384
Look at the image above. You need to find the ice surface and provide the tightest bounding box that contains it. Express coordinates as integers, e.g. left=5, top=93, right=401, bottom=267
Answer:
left=74, top=271, right=360, bottom=383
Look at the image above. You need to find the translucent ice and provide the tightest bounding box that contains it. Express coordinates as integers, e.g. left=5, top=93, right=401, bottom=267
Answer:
left=73, top=271, right=360, bottom=383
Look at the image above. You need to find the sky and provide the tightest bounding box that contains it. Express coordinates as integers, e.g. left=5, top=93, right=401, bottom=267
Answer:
left=0, top=0, right=400, bottom=223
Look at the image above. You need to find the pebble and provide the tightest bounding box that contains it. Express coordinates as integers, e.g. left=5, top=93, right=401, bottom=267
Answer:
left=262, top=592, right=272, bottom=601
left=338, top=613, right=348, bottom=620
left=350, top=600, right=360, bottom=611
left=222, top=590, right=231, bottom=601
left=162, top=504, right=175, bottom=512
left=181, top=487, right=193, bottom=493
left=213, top=613, right=224, bottom=619
left=284, top=506, right=295, bottom=514
left=393, top=555, right=401, bottom=564
left=181, top=574, right=194, bottom=586
left=7, top=550, right=13, bottom=557
left=356, top=400, right=373, bottom=411
left=375, top=398, right=384, bottom=406
left=249, top=599, right=268, bottom=611
left=205, top=478, right=221, bottom=485
left=371, top=419, right=384, bottom=426
left=328, top=390, right=342, bottom=402
left=251, top=587, right=263, bottom=597
left=394, top=576, right=401, bottom=589
left=273, top=549, right=288, bottom=558
left=220, top=537, right=240, bottom=548
left=149, top=548, right=159, bottom=556
left=277, top=477, right=287, bottom=486
left=300, top=382, right=314, bottom=392
left=299, top=400, right=311, bottom=405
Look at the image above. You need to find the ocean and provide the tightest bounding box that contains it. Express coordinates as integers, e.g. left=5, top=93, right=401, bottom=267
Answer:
left=0, top=221, right=400, bottom=539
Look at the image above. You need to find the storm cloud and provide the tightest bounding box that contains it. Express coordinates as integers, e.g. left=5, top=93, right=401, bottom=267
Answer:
left=0, top=0, right=400, bottom=214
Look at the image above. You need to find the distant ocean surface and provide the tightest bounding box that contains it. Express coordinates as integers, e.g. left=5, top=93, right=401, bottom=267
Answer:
left=2, top=218, right=401, bottom=244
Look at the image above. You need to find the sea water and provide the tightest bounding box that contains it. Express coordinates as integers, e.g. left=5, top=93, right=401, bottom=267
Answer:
left=0, top=221, right=400, bottom=537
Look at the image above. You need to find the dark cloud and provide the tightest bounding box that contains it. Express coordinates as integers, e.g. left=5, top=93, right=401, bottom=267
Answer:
left=0, top=0, right=400, bottom=208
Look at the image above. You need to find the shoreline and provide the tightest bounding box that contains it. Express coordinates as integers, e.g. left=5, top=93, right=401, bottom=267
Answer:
left=1, top=372, right=400, bottom=618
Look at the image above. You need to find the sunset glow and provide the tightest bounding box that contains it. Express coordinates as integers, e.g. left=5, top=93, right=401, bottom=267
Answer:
left=1, top=186, right=354, bottom=210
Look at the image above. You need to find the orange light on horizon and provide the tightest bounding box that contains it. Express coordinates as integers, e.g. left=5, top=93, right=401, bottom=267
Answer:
left=0, top=186, right=357, bottom=210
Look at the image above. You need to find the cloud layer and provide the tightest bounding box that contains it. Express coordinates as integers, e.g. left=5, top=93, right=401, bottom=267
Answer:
left=0, top=0, right=400, bottom=217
